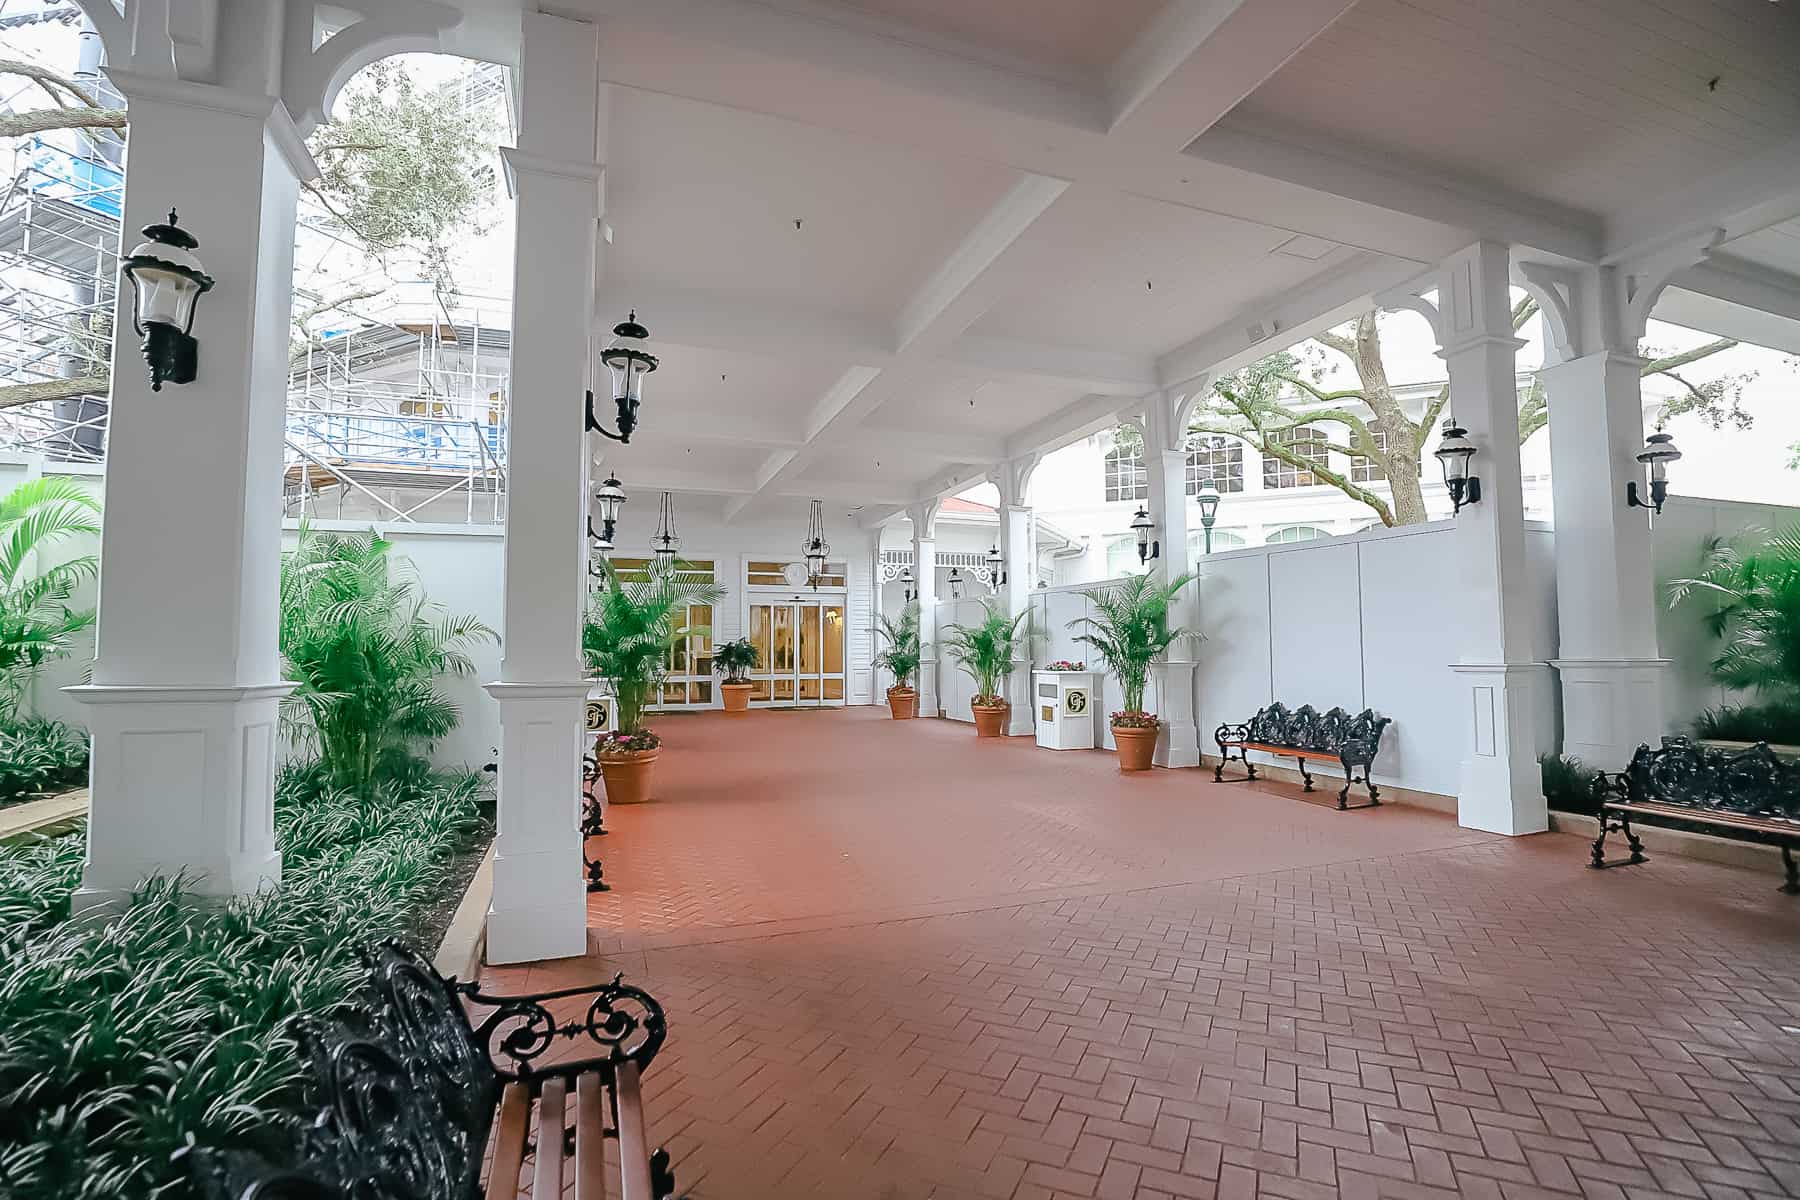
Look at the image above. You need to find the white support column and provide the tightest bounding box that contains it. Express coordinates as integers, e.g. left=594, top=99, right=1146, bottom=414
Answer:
left=1418, top=242, right=1548, bottom=835
left=908, top=501, right=940, bottom=719
left=70, top=72, right=313, bottom=910
left=992, top=454, right=1038, bottom=735
left=485, top=12, right=601, bottom=965
left=1141, top=394, right=1201, bottom=768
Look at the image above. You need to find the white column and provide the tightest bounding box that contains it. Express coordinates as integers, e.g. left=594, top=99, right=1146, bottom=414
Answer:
left=69, top=73, right=312, bottom=910
left=908, top=501, right=940, bottom=719
left=484, top=12, right=600, bottom=965
left=1429, top=242, right=1548, bottom=835
left=1142, top=399, right=1201, bottom=767
left=994, top=455, right=1038, bottom=735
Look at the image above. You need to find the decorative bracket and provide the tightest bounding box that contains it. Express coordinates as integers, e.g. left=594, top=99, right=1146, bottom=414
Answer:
left=1617, top=228, right=1725, bottom=341
left=281, top=0, right=463, bottom=135
left=988, top=452, right=1040, bottom=510
left=1375, top=287, right=1443, bottom=346
left=905, top=499, right=940, bottom=542
left=1515, top=261, right=1586, bottom=361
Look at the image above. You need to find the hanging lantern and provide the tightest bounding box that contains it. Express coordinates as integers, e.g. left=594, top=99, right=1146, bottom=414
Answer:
left=948, top=565, right=964, bottom=599
left=119, top=209, right=214, bottom=391
left=650, top=491, right=680, bottom=573
left=985, top=543, right=1005, bottom=588
left=1130, top=505, right=1160, bottom=565
left=592, top=473, right=627, bottom=543
left=587, top=311, right=657, bottom=443
left=899, top=563, right=915, bottom=601
left=802, top=498, right=830, bottom=589
left=1627, top=432, right=1681, bottom=515
left=1433, top=419, right=1482, bottom=514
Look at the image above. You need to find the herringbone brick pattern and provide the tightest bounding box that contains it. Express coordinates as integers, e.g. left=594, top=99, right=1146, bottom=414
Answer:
left=487, top=709, right=1800, bottom=1198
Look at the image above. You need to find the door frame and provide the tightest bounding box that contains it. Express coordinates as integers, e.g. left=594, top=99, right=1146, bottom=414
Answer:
left=742, top=587, right=849, bottom=708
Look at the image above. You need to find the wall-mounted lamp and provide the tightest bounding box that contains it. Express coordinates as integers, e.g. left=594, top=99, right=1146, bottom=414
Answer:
left=985, top=543, right=1006, bottom=588
left=899, top=563, right=915, bottom=602
left=592, top=473, right=626, bottom=544
left=120, top=209, right=213, bottom=391
left=587, top=311, right=657, bottom=443
left=948, top=565, right=964, bottom=600
left=1433, top=420, right=1482, bottom=514
left=1130, top=505, right=1160, bottom=565
left=1626, top=432, right=1681, bottom=516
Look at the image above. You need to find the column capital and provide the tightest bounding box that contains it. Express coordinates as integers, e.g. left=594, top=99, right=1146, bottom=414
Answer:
left=104, top=68, right=319, bottom=182
left=906, top=499, right=941, bottom=540
left=499, top=146, right=605, bottom=187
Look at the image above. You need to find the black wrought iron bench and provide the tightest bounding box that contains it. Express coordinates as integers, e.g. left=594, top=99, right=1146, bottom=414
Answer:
left=1214, top=702, right=1392, bottom=810
left=1590, top=737, right=1800, bottom=893
left=194, top=941, right=677, bottom=1200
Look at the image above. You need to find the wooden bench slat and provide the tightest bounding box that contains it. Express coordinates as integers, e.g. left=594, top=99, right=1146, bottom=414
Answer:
left=486, top=1081, right=533, bottom=1200
left=1222, top=741, right=1345, bottom=763
left=615, top=1062, right=655, bottom=1200
left=1603, top=799, right=1800, bottom=837
left=533, top=1078, right=568, bottom=1200
left=576, top=1072, right=609, bottom=1200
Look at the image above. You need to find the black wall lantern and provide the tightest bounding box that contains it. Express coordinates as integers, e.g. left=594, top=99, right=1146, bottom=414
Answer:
left=1130, top=505, right=1160, bottom=565
left=650, top=491, right=680, bottom=573
left=591, top=473, right=626, bottom=544
left=985, top=543, right=1006, bottom=588
left=802, top=499, right=830, bottom=589
left=1433, top=420, right=1481, bottom=514
left=587, top=311, right=657, bottom=443
left=1627, top=432, right=1681, bottom=516
left=900, top=563, right=915, bottom=602
left=948, top=565, right=964, bottom=600
left=120, top=209, right=213, bottom=391
left=1196, top=479, right=1221, bottom=555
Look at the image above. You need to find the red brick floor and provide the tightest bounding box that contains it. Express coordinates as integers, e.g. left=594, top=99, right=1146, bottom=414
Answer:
left=485, top=708, right=1800, bottom=1199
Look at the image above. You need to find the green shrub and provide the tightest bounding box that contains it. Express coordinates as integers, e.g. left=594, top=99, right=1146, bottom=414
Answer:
left=1068, top=571, right=1197, bottom=715
left=0, top=718, right=88, bottom=808
left=942, top=600, right=1033, bottom=704
left=1690, top=700, right=1800, bottom=745
left=583, top=559, right=723, bottom=738
left=1540, top=752, right=1601, bottom=816
left=875, top=602, right=921, bottom=690
left=0, top=763, right=488, bottom=1200
left=0, top=477, right=101, bottom=722
left=1668, top=522, right=1800, bottom=705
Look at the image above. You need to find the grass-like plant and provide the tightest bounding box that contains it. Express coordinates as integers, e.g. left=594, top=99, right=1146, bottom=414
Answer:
left=1539, top=752, right=1601, bottom=816
left=279, top=525, right=496, bottom=793
left=1668, top=522, right=1800, bottom=707
left=941, top=600, right=1032, bottom=705
left=875, top=601, right=921, bottom=690
left=583, top=559, right=724, bottom=745
left=1068, top=571, right=1197, bottom=717
left=0, top=477, right=100, bottom=723
left=0, top=717, right=88, bottom=808
left=1690, top=700, right=1800, bottom=746
left=712, top=637, right=758, bottom=684
left=0, top=764, right=487, bottom=1200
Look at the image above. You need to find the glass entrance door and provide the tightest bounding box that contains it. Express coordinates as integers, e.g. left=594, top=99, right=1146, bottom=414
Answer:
left=746, top=597, right=846, bottom=706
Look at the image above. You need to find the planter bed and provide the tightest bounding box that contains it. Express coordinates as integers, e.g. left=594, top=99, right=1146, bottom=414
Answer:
left=0, top=762, right=493, bottom=1200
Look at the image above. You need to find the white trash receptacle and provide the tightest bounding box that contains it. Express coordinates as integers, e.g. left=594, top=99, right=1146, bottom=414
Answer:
left=1033, top=670, right=1096, bottom=750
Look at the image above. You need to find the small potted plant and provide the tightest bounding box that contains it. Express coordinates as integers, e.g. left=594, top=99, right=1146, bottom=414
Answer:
left=942, top=600, right=1032, bottom=738
left=1046, top=660, right=1086, bottom=672
left=1070, top=571, right=1196, bottom=771
left=875, top=602, right=922, bottom=719
left=713, top=637, right=758, bottom=715
left=584, top=560, right=724, bottom=803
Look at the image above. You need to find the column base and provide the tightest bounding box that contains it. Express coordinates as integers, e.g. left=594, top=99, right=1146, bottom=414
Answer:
left=1153, top=661, right=1201, bottom=768
left=484, top=679, right=591, bottom=964
left=1550, top=658, right=1670, bottom=772
left=67, top=682, right=294, bottom=911
left=1005, top=660, right=1034, bottom=736
left=1451, top=663, right=1552, bottom=836
left=919, top=657, right=940, bottom=720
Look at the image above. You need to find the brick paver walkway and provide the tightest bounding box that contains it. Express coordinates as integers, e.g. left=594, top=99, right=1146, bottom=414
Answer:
left=485, top=708, right=1800, bottom=1199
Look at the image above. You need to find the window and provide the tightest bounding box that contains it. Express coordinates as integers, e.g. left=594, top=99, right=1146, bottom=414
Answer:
left=1187, top=528, right=1246, bottom=560
left=1350, top=429, right=1388, bottom=483
left=1104, top=535, right=1140, bottom=577
left=1185, top=434, right=1244, bottom=494
left=1262, top=425, right=1329, bottom=489
left=1103, top=443, right=1147, bottom=502
left=1266, top=526, right=1329, bottom=545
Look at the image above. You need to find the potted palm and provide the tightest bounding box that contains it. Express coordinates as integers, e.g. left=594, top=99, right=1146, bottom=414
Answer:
left=875, top=602, right=922, bottom=719
left=713, top=637, right=759, bottom=715
left=1070, top=571, right=1196, bottom=771
left=583, top=560, right=725, bottom=803
left=942, top=600, right=1032, bottom=737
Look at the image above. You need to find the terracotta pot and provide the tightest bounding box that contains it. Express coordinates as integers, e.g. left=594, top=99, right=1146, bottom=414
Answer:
left=972, top=701, right=1008, bottom=738
left=598, top=748, right=659, bottom=804
left=886, top=686, right=917, bottom=720
left=1112, top=723, right=1158, bottom=772
left=720, top=681, right=754, bottom=715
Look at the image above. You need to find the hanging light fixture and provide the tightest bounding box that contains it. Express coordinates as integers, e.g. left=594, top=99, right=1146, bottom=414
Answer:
left=1433, top=419, right=1482, bottom=514
left=119, top=209, right=214, bottom=391
left=587, top=311, right=657, bottom=443
left=1130, top=505, right=1160, bottom=565
left=899, top=563, right=915, bottom=602
left=948, top=565, right=964, bottom=599
left=1196, top=479, right=1222, bottom=555
left=985, top=543, right=1005, bottom=588
left=802, top=498, right=830, bottom=589
left=1627, top=432, right=1681, bottom=515
left=650, top=491, right=680, bottom=573
left=591, top=473, right=626, bottom=544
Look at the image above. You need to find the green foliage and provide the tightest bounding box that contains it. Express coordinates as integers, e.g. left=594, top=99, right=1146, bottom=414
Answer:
left=712, top=637, right=758, bottom=684
left=0, top=764, right=488, bottom=1200
left=1539, top=753, right=1600, bottom=816
left=941, top=601, right=1032, bottom=703
left=0, top=718, right=87, bottom=808
left=583, top=561, right=724, bottom=735
left=279, top=525, right=496, bottom=794
left=1068, top=571, right=1197, bottom=715
left=1690, top=701, right=1800, bottom=746
left=0, top=477, right=100, bottom=722
left=1667, top=522, right=1800, bottom=703
left=875, top=601, right=921, bottom=689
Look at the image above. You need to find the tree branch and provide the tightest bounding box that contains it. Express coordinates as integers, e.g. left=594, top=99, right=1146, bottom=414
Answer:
left=0, top=372, right=108, bottom=410
left=1311, top=327, right=1357, bottom=362
left=1277, top=373, right=1365, bottom=405
left=1642, top=337, right=1737, bottom=376
left=0, top=107, right=126, bottom=137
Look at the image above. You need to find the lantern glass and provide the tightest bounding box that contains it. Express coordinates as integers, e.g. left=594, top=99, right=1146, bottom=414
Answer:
left=600, top=311, right=657, bottom=405
left=1130, top=505, right=1154, bottom=548
left=1637, top=432, right=1681, bottom=483
left=595, top=475, right=626, bottom=523
left=1196, top=480, right=1221, bottom=524
left=1434, top=424, right=1476, bottom=486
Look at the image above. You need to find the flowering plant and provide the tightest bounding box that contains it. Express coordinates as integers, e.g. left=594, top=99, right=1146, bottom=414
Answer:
left=1110, top=710, right=1159, bottom=729
left=1045, top=660, right=1085, bottom=672
left=597, top=729, right=661, bottom=755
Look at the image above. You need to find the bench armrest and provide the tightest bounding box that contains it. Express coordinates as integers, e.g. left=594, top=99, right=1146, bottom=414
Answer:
left=1215, top=722, right=1249, bottom=745
left=456, top=974, right=667, bottom=1082
left=1591, top=769, right=1631, bottom=808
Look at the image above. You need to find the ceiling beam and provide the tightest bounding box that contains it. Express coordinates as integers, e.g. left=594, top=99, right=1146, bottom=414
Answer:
left=596, top=279, right=893, bottom=364
left=1603, top=133, right=1800, bottom=266
left=1671, top=256, right=1800, bottom=327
